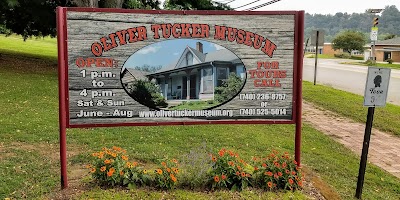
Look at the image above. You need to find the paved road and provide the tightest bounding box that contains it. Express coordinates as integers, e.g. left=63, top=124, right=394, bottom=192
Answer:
left=303, top=58, right=400, bottom=106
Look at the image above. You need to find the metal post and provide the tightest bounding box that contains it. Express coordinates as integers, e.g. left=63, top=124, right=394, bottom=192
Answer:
left=295, top=11, right=304, bottom=166
left=371, top=41, right=376, bottom=65
left=355, top=107, right=375, bottom=199
left=313, top=31, right=319, bottom=85
left=56, top=7, right=68, bottom=189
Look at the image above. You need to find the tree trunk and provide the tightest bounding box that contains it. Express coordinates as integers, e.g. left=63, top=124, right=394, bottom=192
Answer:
left=72, top=0, right=99, bottom=7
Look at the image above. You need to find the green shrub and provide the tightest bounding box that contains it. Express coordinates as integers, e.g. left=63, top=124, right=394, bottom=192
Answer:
left=214, top=72, right=244, bottom=103
left=207, top=100, right=214, bottom=104
left=350, top=56, right=364, bottom=60
left=386, top=59, right=393, bottom=64
left=128, top=80, right=168, bottom=108
left=364, top=60, right=374, bottom=66
left=252, top=150, right=303, bottom=191
left=208, top=149, right=252, bottom=191
left=334, top=53, right=351, bottom=59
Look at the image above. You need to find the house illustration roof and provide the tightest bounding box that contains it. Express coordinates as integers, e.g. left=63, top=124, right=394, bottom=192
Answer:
left=149, top=44, right=241, bottom=75
left=123, top=68, right=148, bottom=80
left=376, top=37, right=400, bottom=45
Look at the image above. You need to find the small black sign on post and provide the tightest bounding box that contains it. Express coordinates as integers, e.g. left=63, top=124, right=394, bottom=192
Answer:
left=311, top=30, right=324, bottom=85
left=355, top=67, right=391, bottom=199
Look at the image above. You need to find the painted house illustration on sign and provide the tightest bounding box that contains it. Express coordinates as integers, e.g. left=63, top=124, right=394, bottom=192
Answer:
left=121, top=41, right=246, bottom=101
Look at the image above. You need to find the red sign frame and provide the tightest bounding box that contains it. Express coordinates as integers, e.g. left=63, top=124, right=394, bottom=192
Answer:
left=57, top=7, right=304, bottom=188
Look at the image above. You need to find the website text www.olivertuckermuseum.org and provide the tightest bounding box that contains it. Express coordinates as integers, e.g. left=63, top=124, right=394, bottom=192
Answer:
left=139, top=109, right=233, bottom=118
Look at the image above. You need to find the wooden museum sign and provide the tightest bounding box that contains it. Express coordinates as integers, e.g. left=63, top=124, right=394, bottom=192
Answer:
left=56, top=7, right=304, bottom=188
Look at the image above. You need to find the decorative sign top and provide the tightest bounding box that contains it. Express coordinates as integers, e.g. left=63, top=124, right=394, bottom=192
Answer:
left=59, top=8, right=304, bottom=127
left=364, top=67, right=391, bottom=107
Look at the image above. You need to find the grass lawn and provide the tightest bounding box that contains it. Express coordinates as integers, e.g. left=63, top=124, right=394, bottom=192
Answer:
left=303, top=81, right=400, bottom=136
left=341, top=61, right=400, bottom=70
left=0, top=35, right=399, bottom=199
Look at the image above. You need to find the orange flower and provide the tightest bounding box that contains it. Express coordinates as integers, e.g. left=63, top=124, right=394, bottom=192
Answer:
left=161, top=162, right=166, bottom=167
left=172, top=159, right=178, bottom=163
left=170, top=173, right=177, bottom=182
left=246, top=173, right=251, bottom=177
left=267, top=181, right=273, bottom=188
left=104, top=159, right=111, bottom=164
left=86, top=164, right=92, bottom=169
left=298, top=180, right=303, bottom=187
left=237, top=166, right=242, bottom=171
left=98, top=152, right=104, bottom=159
left=221, top=174, right=226, bottom=180
left=282, top=162, right=287, bottom=168
left=274, top=162, right=280, bottom=168
left=120, top=170, right=124, bottom=176
left=218, top=149, right=225, bottom=157
left=241, top=172, right=246, bottom=177
left=107, top=169, right=114, bottom=177
left=92, top=153, right=98, bottom=157
left=100, top=166, right=106, bottom=172
left=212, top=156, right=217, bottom=162
left=266, top=171, right=273, bottom=177
left=121, top=155, right=128, bottom=161
left=111, top=153, right=117, bottom=158
left=262, top=163, right=267, bottom=168
left=286, top=169, right=290, bottom=174
left=254, top=167, right=259, bottom=171
left=292, top=171, right=296, bottom=175
left=156, top=169, right=163, bottom=175
left=90, top=168, right=96, bottom=173
left=236, top=171, right=240, bottom=176
left=228, top=151, right=234, bottom=157
left=289, top=178, right=294, bottom=185
left=278, top=172, right=283, bottom=177
left=126, top=162, right=132, bottom=168
left=167, top=168, right=171, bottom=173
left=228, top=161, right=234, bottom=166
left=274, top=173, right=279, bottom=179
left=173, top=168, right=179, bottom=174
left=214, top=175, right=220, bottom=182
left=132, top=162, right=138, bottom=167
left=293, top=160, right=298, bottom=165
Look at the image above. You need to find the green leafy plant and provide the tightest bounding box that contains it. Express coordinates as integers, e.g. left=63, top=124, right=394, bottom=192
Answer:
left=88, top=146, right=130, bottom=186
left=154, top=159, right=180, bottom=190
left=214, top=73, right=244, bottom=103
left=252, top=150, right=303, bottom=191
left=208, top=148, right=252, bottom=191
left=128, top=79, right=168, bottom=108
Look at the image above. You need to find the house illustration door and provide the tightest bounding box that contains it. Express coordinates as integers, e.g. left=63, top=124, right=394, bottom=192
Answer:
left=182, top=76, right=187, bottom=99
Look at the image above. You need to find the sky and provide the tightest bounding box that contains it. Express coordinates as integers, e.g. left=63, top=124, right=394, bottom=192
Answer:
left=160, top=0, right=399, bottom=15
left=123, top=39, right=225, bottom=70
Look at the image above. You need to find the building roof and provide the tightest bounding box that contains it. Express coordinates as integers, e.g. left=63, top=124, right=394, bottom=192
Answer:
left=123, top=68, right=148, bottom=80
left=376, top=37, right=400, bottom=45
left=149, top=44, right=241, bottom=75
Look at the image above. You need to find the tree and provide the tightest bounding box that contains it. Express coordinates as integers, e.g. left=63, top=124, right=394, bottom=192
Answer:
left=214, top=72, right=244, bottom=103
left=383, top=34, right=396, bottom=40
left=332, top=30, right=366, bottom=54
left=134, top=64, right=162, bottom=73
left=163, top=0, right=231, bottom=10
left=128, top=79, right=167, bottom=108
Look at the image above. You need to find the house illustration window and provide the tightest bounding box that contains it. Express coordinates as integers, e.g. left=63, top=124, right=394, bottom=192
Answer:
left=202, top=67, right=213, bottom=93
left=217, top=67, right=228, bottom=86
left=186, top=52, right=193, bottom=66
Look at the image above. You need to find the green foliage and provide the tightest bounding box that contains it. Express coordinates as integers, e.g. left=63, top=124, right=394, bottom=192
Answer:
left=333, top=53, right=351, bottom=59
left=386, top=58, right=394, bottom=64
left=252, top=150, right=303, bottom=191
left=364, top=60, right=374, bottom=66
left=134, top=64, right=162, bottom=73
left=163, top=0, right=231, bottom=10
left=208, top=149, right=253, bottom=191
left=127, top=79, right=167, bottom=108
left=383, top=34, right=396, bottom=40
left=214, top=73, right=244, bottom=103
left=123, top=0, right=160, bottom=9
left=332, top=30, right=366, bottom=53
left=154, top=159, right=179, bottom=190
left=350, top=55, right=364, bottom=60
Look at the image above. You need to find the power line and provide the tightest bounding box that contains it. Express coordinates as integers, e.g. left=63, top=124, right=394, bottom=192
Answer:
left=243, top=0, right=283, bottom=11
left=233, top=0, right=263, bottom=10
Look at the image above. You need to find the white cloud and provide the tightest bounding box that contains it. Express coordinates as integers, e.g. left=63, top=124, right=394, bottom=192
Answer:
left=136, top=45, right=161, bottom=55
left=173, top=52, right=180, bottom=56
